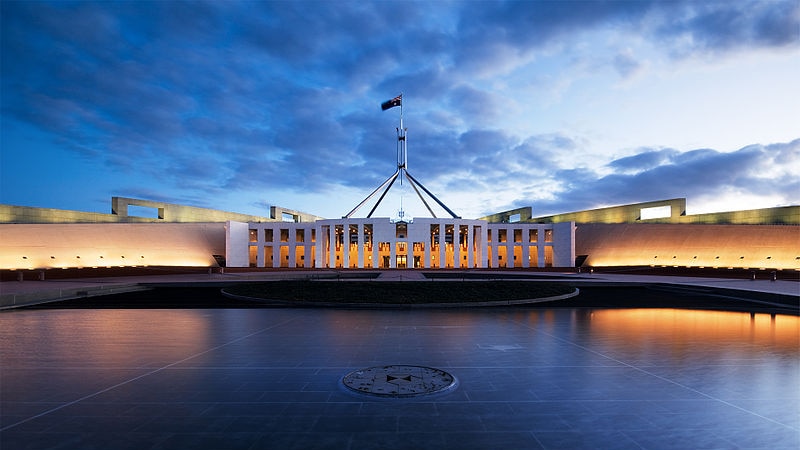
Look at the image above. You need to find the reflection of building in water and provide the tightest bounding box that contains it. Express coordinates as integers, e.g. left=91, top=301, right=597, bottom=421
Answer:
left=1, top=196, right=798, bottom=271
left=584, top=309, right=800, bottom=354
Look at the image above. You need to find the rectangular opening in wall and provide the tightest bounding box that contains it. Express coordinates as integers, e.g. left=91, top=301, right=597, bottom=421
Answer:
left=640, top=205, right=671, bottom=220
left=363, top=224, right=373, bottom=248
left=509, top=213, right=521, bottom=223
left=249, top=246, right=257, bottom=267
left=544, top=246, right=553, bottom=267
left=264, top=246, right=273, bottom=267
left=280, top=245, right=289, bottom=268
left=431, top=224, right=440, bottom=246
left=282, top=212, right=295, bottom=222
left=529, top=246, right=538, bottom=267
left=128, top=205, right=160, bottom=219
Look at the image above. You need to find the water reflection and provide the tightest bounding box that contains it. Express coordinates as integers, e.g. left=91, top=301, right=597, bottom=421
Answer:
left=1, top=309, right=214, bottom=368
left=583, top=309, right=798, bottom=356
left=2, top=306, right=798, bottom=436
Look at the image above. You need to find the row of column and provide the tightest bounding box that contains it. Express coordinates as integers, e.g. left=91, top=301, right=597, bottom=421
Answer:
left=321, top=222, right=487, bottom=269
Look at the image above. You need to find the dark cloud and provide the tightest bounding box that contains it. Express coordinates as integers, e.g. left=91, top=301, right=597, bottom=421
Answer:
left=655, top=0, right=800, bottom=57
left=376, top=68, right=452, bottom=102
left=1, top=1, right=796, bottom=217
left=527, top=139, right=800, bottom=215
left=612, top=50, right=642, bottom=79
left=447, top=86, right=501, bottom=122
left=608, top=148, right=680, bottom=172
left=453, top=0, right=655, bottom=72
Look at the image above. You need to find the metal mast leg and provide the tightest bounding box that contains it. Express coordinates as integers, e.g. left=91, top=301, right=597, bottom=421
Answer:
left=405, top=171, right=461, bottom=219
left=344, top=170, right=399, bottom=218
left=366, top=172, right=400, bottom=218
left=404, top=174, right=437, bottom=218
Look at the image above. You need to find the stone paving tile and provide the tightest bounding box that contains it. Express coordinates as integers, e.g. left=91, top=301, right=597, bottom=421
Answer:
left=533, top=430, right=643, bottom=450
left=348, top=431, right=446, bottom=450
left=443, top=431, right=544, bottom=449
left=1, top=306, right=796, bottom=449
left=150, top=432, right=263, bottom=450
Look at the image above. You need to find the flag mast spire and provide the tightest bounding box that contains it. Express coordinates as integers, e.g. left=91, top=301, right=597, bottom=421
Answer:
left=344, top=94, right=460, bottom=219
left=397, top=94, right=406, bottom=174
left=397, top=95, right=406, bottom=219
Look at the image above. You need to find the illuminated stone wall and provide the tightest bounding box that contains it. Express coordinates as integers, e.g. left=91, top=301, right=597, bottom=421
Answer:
left=478, top=206, right=533, bottom=224
left=531, top=198, right=686, bottom=224
left=2, top=197, right=797, bottom=271
left=530, top=198, right=799, bottom=225
left=111, top=197, right=278, bottom=223
left=0, top=204, right=137, bottom=224
left=0, top=197, right=320, bottom=224
left=576, top=223, right=800, bottom=270
left=0, top=223, right=226, bottom=269
left=666, top=206, right=800, bottom=225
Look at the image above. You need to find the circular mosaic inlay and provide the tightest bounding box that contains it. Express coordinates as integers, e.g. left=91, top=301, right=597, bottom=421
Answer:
left=342, top=365, right=457, bottom=398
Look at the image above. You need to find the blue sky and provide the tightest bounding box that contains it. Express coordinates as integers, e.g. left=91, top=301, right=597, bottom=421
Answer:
left=1, top=0, right=798, bottom=220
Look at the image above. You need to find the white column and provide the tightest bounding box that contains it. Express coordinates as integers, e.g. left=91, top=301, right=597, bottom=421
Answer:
left=357, top=224, right=364, bottom=268
left=424, top=233, right=431, bottom=268
left=329, top=225, right=336, bottom=268
left=389, top=236, right=396, bottom=268
left=272, top=226, right=280, bottom=268
left=287, top=227, right=296, bottom=268
left=538, top=236, right=545, bottom=268
left=256, top=226, right=265, bottom=268
left=467, top=225, right=475, bottom=269
left=343, top=222, right=350, bottom=268
left=315, top=225, right=323, bottom=268
left=453, top=223, right=461, bottom=269
left=439, top=221, right=446, bottom=268
left=522, top=238, right=530, bottom=268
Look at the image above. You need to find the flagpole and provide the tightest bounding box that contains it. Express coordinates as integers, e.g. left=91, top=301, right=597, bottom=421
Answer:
left=400, top=94, right=406, bottom=173
left=397, top=95, right=405, bottom=220
left=396, top=94, right=405, bottom=187
left=344, top=94, right=459, bottom=219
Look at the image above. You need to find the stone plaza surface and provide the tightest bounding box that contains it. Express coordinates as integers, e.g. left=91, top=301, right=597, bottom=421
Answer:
left=1, top=298, right=798, bottom=449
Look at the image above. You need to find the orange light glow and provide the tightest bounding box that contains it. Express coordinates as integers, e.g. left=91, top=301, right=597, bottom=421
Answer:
left=586, top=309, right=799, bottom=355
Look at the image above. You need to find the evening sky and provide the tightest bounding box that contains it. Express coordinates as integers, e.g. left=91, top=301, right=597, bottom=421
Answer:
left=1, top=0, right=798, bottom=219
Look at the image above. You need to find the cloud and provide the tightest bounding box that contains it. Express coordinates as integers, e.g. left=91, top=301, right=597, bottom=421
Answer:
left=447, top=85, right=502, bottom=122
left=612, top=49, right=643, bottom=79
left=452, top=0, right=656, bottom=74
left=655, top=0, right=800, bottom=57
left=608, top=148, right=680, bottom=173
left=1, top=1, right=797, bottom=218
left=526, top=139, right=800, bottom=215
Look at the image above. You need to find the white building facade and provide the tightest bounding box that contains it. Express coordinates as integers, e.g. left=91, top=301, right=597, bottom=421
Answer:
left=226, top=219, right=575, bottom=269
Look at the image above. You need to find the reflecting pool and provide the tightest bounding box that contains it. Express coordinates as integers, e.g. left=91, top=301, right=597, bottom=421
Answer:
left=1, top=307, right=798, bottom=450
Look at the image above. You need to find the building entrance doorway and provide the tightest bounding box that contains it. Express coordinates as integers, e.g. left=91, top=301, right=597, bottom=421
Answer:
left=396, top=255, right=407, bottom=268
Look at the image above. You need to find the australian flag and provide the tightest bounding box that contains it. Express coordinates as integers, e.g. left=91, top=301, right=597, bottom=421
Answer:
left=381, top=94, right=402, bottom=111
